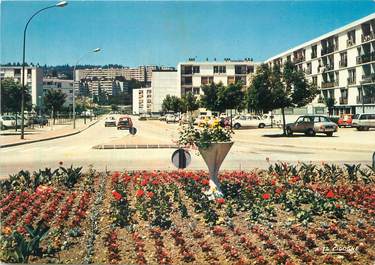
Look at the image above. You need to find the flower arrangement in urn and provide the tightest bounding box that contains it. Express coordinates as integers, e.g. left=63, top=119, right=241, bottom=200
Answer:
left=178, top=123, right=234, bottom=198
left=177, top=123, right=233, bottom=149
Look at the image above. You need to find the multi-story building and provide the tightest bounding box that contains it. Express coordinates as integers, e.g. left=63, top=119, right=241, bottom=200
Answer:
left=43, top=78, right=74, bottom=106
left=132, top=87, right=152, bottom=114
left=177, top=59, right=258, bottom=95
left=0, top=66, right=43, bottom=107
left=151, top=70, right=179, bottom=112
left=266, top=13, right=375, bottom=115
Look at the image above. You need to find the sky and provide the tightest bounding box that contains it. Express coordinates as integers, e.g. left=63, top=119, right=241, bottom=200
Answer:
left=1, top=1, right=374, bottom=67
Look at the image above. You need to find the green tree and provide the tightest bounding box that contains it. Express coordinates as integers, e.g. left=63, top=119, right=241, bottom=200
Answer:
left=200, top=82, right=224, bottom=111
left=181, top=92, right=199, bottom=113
left=248, top=62, right=318, bottom=135
left=44, top=89, right=66, bottom=124
left=0, top=78, right=31, bottom=114
left=162, top=95, right=184, bottom=113
left=217, top=83, right=244, bottom=127
left=324, top=97, right=336, bottom=116
left=111, top=104, right=119, bottom=111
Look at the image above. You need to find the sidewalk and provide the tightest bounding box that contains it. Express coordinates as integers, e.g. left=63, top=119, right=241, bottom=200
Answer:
left=0, top=118, right=99, bottom=148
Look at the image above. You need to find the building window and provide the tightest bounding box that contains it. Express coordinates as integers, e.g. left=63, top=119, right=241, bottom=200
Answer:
left=348, top=68, right=356, bottom=85
left=27, top=69, right=31, bottom=75
left=287, top=55, right=291, bottom=62
left=235, top=76, right=246, bottom=85
left=182, top=76, right=192, bottom=85
left=347, top=30, right=356, bottom=46
left=193, top=87, right=200, bottom=94
left=235, top=65, right=247, bottom=75
left=213, top=66, right=226, bottom=74
left=247, top=65, right=254, bottom=74
left=227, top=76, right=235, bottom=85
left=193, top=66, right=200, bottom=74
left=181, top=65, right=192, bottom=75
left=311, top=45, right=317, bottom=59
left=14, top=69, right=21, bottom=74
left=201, top=76, right=213, bottom=85
left=312, top=76, right=317, bottom=86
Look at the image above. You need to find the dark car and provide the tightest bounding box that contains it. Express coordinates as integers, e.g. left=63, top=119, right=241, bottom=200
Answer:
left=117, top=116, right=133, bottom=130
left=32, top=116, right=48, bottom=125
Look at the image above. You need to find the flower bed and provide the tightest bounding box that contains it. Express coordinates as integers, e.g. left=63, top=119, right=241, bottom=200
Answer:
left=0, top=163, right=374, bottom=264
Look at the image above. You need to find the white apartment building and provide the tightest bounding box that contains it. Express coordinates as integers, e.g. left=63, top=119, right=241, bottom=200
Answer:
left=266, top=13, right=375, bottom=115
left=0, top=66, right=43, bottom=107
left=177, top=59, right=258, bottom=95
left=43, top=78, right=74, bottom=106
left=151, top=70, right=179, bottom=112
left=132, top=87, right=152, bottom=114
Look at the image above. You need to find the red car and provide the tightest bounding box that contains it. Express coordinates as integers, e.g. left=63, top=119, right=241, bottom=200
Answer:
left=338, top=114, right=353, bottom=128
left=117, top=116, right=133, bottom=130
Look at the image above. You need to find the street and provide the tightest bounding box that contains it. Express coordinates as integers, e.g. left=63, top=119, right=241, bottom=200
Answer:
left=1, top=115, right=374, bottom=177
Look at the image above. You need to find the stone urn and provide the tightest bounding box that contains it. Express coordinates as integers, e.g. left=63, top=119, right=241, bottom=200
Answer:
left=198, top=142, right=234, bottom=198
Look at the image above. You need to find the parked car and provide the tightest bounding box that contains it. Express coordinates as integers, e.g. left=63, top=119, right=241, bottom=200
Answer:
left=195, top=115, right=211, bottom=127
left=232, top=115, right=271, bottom=129
left=0, top=115, right=16, bottom=130
left=32, top=116, right=48, bottom=125
left=352, top=113, right=375, bottom=131
left=286, top=115, right=338, bottom=137
left=338, top=114, right=353, bottom=128
left=104, top=116, right=117, bottom=127
left=166, top=114, right=178, bottom=123
left=159, top=115, right=166, bottom=121
left=117, top=116, right=133, bottom=130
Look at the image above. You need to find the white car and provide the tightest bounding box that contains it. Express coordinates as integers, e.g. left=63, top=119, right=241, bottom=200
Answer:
left=352, top=113, right=375, bottom=131
left=233, top=115, right=271, bottom=129
left=165, top=114, right=177, bottom=123
left=0, top=115, right=16, bottom=130
left=104, top=116, right=116, bottom=127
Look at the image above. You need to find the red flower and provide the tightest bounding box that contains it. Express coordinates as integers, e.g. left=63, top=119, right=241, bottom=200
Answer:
left=141, top=179, right=148, bottom=186
left=147, top=191, right=154, bottom=199
left=201, top=179, right=209, bottom=186
left=275, top=188, right=282, bottom=194
left=326, top=191, right=335, bottom=199
left=112, top=171, right=120, bottom=177
left=136, top=189, right=144, bottom=198
left=262, top=193, right=271, bottom=200
left=271, top=179, right=277, bottom=186
left=193, top=175, right=200, bottom=181
left=216, top=198, right=225, bottom=204
left=152, top=180, right=159, bottom=185
left=111, top=190, right=122, bottom=201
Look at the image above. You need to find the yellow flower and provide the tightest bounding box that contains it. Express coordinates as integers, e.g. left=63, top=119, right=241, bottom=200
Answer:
left=2, top=226, right=12, bottom=235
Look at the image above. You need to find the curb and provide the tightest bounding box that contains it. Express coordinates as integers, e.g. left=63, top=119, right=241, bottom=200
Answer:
left=0, top=120, right=99, bottom=148
left=92, top=144, right=178, bottom=150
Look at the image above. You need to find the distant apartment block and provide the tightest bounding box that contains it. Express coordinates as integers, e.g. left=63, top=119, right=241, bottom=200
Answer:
left=43, top=78, right=74, bottom=106
left=132, top=87, right=152, bottom=114
left=177, top=59, right=258, bottom=95
left=0, top=66, right=43, bottom=107
left=266, top=13, right=375, bottom=115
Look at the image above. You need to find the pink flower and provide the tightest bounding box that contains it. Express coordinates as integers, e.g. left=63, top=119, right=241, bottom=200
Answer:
left=136, top=189, right=144, bottom=198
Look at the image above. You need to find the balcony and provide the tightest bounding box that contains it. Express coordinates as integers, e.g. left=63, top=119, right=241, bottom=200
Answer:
left=321, top=45, right=337, bottom=56
left=357, top=96, right=375, bottom=104
left=321, top=80, right=338, bottom=88
left=339, top=97, right=348, bottom=105
left=361, top=32, right=375, bottom=43
left=361, top=73, right=375, bottom=84
left=347, top=77, right=356, bottom=85
left=339, top=60, right=347, bottom=68
left=293, top=56, right=305, bottom=64
left=356, top=52, right=375, bottom=64
left=323, top=64, right=334, bottom=71
left=346, top=39, right=355, bottom=48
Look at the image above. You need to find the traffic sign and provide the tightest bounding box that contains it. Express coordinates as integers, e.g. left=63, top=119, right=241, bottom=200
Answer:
left=129, top=127, right=137, bottom=135
left=171, top=148, right=191, bottom=169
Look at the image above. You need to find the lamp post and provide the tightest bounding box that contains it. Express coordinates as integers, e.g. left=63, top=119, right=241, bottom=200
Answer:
left=72, top=48, right=101, bottom=129
left=20, top=1, right=68, bottom=140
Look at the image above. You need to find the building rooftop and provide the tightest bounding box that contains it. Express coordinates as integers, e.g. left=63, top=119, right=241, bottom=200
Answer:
left=266, top=12, right=375, bottom=62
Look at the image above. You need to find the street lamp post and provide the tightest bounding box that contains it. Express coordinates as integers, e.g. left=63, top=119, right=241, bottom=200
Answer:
left=72, top=48, right=101, bottom=129
left=20, top=1, right=68, bottom=140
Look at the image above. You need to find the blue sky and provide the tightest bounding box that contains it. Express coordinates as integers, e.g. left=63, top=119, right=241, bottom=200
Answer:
left=1, top=1, right=374, bottom=67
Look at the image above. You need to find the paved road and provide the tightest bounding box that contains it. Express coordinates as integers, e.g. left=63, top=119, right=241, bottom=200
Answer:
left=1, top=115, right=374, bottom=177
